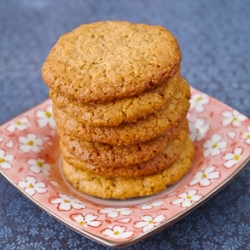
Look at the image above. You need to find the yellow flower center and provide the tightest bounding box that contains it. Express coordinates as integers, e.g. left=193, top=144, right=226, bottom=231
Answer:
left=212, top=144, right=217, bottom=149
left=0, top=158, right=5, bottom=163
left=64, top=199, right=70, bottom=203
left=114, top=231, right=120, bottom=235
left=186, top=195, right=192, bottom=199
left=45, top=111, right=52, bottom=118
left=202, top=173, right=207, bottom=179
left=196, top=97, right=201, bottom=101
left=232, top=117, right=237, bottom=122
left=117, top=210, right=121, bottom=214
left=80, top=221, right=85, bottom=226
left=234, top=155, right=239, bottom=160
left=247, top=134, right=250, bottom=139
left=37, top=161, right=43, bottom=168
left=16, top=121, right=21, bottom=125
left=149, top=220, right=153, bottom=224
left=28, top=184, right=33, bottom=188
left=28, top=141, right=34, bottom=146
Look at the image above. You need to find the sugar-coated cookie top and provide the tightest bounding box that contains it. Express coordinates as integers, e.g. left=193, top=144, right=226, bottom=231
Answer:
left=42, top=21, right=181, bottom=103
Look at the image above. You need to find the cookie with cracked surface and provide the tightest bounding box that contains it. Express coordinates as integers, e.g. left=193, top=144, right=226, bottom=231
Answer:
left=42, top=21, right=181, bottom=103
left=49, top=72, right=180, bottom=127
left=53, top=78, right=191, bottom=145
left=59, top=119, right=188, bottom=168
left=61, top=137, right=195, bottom=199
left=60, top=124, right=188, bottom=177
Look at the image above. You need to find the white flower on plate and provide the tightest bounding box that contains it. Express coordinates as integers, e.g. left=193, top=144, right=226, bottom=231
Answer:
left=35, top=106, right=56, bottom=129
left=17, top=176, right=47, bottom=196
left=190, top=93, right=209, bottom=113
left=6, top=117, right=29, bottom=132
left=99, top=207, right=132, bottom=218
left=0, top=149, right=14, bottom=170
left=134, top=214, right=166, bottom=233
left=27, top=158, right=51, bottom=177
left=221, top=110, right=247, bottom=127
left=188, top=165, right=220, bottom=187
left=222, top=147, right=243, bottom=168
left=138, top=200, right=164, bottom=210
left=18, top=133, right=43, bottom=153
left=241, top=126, right=250, bottom=145
left=71, top=213, right=102, bottom=228
left=101, top=225, right=134, bottom=239
left=203, top=133, right=228, bottom=158
left=189, top=118, right=210, bottom=142
left=172, top=190, right=202, bottom=208
left=50, top=193, right=86, bottom=211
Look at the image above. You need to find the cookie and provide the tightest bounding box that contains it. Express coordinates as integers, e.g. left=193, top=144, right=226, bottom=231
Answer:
left=54, top=78, right=190, bottom=145
left=60, top=124, right=188, bottom=177
left=59, top=119, right=188, bottom=168
left=62, top=137, right=195, bottom=199
left=42, top=21, right=181, bottom=103
left=50, top=72, right=180, bottom=126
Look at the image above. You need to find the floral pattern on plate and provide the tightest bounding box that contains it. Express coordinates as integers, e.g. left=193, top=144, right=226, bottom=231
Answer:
left=0, top=88, right=250, bottom=248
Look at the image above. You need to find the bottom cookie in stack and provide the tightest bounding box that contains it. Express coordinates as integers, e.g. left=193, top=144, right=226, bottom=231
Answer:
left=61, top=137, right=195, bottom=200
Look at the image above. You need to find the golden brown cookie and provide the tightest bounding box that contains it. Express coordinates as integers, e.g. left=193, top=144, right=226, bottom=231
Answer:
left=59, top=119, right=188, bottom=168
left=54, top=78, right=190, bottom=145
left=50, top=72, right=180, bottom=126
left=62, top=137, right=195, bottom=199
left=42, top=21, right=181, bottom=103
left=60, top=125, right=188, bottom=177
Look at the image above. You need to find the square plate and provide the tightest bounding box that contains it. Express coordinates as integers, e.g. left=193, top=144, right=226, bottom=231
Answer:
left=0, top=87, right=250, bottom=248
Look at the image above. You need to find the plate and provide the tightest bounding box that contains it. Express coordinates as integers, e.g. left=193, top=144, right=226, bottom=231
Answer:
left=0, top=87, right=250, bottom=248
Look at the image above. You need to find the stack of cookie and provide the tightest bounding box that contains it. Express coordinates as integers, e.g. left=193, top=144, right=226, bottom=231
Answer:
left=42, top=21, right=195, bottom=199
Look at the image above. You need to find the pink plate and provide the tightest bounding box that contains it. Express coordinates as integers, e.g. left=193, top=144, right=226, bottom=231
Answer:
left=0, top=87, right=250, bottom=248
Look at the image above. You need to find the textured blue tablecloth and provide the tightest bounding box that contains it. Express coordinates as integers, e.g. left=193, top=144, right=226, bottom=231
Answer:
left=1, top=1, right=250, bottom=249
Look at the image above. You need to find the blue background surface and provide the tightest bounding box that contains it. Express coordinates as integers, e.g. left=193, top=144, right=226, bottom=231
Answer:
left=0, top=1, right=250, bottom=249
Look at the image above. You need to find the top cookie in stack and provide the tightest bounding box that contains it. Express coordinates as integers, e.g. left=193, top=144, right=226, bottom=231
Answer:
left=42, top=21, right=195, bottom=199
